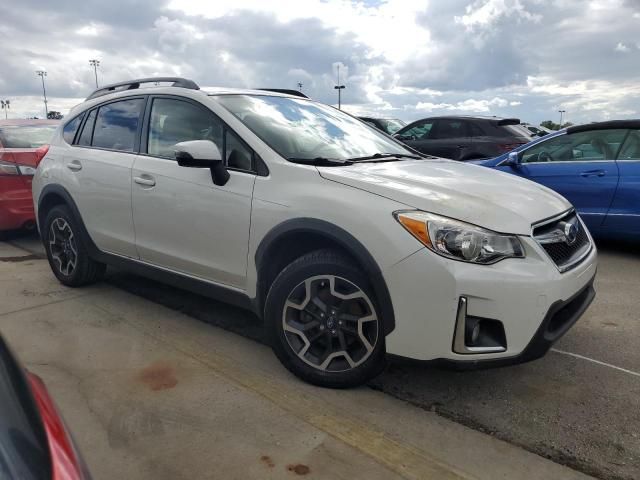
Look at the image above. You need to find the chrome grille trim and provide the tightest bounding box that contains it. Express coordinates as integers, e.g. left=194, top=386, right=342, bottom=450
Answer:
left=532, top=209, right=593, bottom=273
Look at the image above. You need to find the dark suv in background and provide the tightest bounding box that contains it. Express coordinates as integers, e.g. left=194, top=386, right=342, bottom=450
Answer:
left=394, top=116, right=532, bottom=160
left=359, top=117, right=406, bottom=135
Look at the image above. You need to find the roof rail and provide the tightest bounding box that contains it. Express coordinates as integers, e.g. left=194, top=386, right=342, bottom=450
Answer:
left=86, top=77, right=200, bottom=101
left=258, top=88, right=309, bottom=99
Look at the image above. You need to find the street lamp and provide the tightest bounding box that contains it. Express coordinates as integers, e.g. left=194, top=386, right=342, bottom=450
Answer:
left=558, top=109, right=566, bottom=127
left=89, top=59, right=100, bottom=88
left=0, top=100, right=9, bottom=119
left=334, top=85, right=345, bottom=110
left=297, top=82, right=303, bottom=92
left=334, top=63, right=346, bottom=110
left=36, top=70, right=48, bottom=118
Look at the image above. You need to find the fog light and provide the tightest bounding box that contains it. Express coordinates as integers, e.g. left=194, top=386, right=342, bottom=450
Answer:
left=471, top=322, right=481, bottom=345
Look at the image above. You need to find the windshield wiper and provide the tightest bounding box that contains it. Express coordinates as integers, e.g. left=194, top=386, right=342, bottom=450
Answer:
left=347, top=152, right=422, bottom=162
left=287, top=156, right=352, bottom=166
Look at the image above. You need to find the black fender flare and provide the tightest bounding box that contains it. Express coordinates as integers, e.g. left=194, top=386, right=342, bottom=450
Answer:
left=255, top=218, right=396, bottom=335
left=37, top=184, right=100, bottom=256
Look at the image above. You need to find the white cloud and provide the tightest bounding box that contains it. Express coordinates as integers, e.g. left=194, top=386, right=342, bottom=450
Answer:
left=615, top=42, right=630, bottom=52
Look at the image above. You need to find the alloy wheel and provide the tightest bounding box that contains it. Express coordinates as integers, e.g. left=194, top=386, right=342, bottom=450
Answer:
left=282, top=275, right=379, bottom=372
left=48, top=218, right=77, bottom=276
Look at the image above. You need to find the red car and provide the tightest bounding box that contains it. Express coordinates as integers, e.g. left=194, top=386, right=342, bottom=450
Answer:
left=0, top=120, right=58, bottom=233
left=0, top=335, right=91, bottom=479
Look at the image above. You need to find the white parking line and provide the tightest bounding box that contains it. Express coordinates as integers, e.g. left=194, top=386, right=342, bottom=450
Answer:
left=551, top=348, right=640, bottom=378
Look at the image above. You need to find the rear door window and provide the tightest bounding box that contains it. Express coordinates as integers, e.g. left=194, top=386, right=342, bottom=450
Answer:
left=92, top=98, right=144, bottom=152
left=430, top=120, right=469, bottom=139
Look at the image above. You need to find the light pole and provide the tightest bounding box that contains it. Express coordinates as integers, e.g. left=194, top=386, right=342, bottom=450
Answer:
left=89, top=59, right=100, bottom=88
left=297, top=82, right=303, bottom=93
left=558, top=109, right=566, bottom=127
left=334, top=85, right=345, bottom=110
left=334, top=64, right=346, bottom=110
left=36, top=70, right=48, bottom=118
left=0, top=100, right=9, bottom=119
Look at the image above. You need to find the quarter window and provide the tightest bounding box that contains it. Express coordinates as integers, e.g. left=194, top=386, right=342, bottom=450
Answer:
left=77, top=109, right=96, bottom=146
left=148, top=98, right=223, bottom=158
left=63, top=114, right=84, bottom=144
left=92, top=98, right=144, bottom=152
left=225, top=130, right=253, bottom=171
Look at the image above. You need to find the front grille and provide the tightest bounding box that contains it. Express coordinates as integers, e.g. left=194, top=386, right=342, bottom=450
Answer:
left=533, top=210, right=592, bottom=272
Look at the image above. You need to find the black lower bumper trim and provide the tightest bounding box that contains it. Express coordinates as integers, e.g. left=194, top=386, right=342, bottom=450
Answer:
left=424, top=274, right=596, bottom=370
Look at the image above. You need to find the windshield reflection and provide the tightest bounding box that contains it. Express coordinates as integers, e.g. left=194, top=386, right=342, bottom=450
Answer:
left=215, top=95, right=412, bottom=162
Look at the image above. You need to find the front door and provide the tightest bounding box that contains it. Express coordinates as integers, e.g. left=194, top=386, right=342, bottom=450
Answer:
left=497, top=129, right=623, bottom=232
left=131, top=96, right=255, bottom=289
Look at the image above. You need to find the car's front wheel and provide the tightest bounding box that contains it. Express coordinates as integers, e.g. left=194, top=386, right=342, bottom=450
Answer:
left=265, top=249, right=386, bottom=388
left=43, top=205, right=106, bottom=287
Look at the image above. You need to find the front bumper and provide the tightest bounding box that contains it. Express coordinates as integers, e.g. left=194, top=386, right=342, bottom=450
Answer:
left=382, top=235, right=597, bottom=362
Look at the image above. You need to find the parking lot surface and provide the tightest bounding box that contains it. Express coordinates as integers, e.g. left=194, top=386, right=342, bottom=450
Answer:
left=3, top=233, right=639, bottom=479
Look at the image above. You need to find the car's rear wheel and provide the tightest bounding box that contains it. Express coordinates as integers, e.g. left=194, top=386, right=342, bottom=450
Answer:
left=43, top=205, right=105, bottom=287
left=265, top=249, right=386, bottom=388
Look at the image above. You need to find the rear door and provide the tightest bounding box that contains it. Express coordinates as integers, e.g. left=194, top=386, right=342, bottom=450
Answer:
left=605, top=130, right=640, bottom=235
left=496, top=129, right=624, bottom=232
left=427, top=119, right=472, bottom=160
left=63, top=98, right=144, bottom=257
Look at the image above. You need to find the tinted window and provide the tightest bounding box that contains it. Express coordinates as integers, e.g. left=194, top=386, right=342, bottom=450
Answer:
left=92, top=99, right=144, bottom=152
left=400, top=121, right=434, bottom=139
left=0, top=125, right=57, bottom=148
left=216, top=95, right=413, bottom=162
left=431, top=120, right=468, bottom=139
left=521, top=129, right=627, bottom=163
left=225, top=130, right=253, bottom=171
left=148, top=98, right=223, bottom=158
left=63, top=115, right=83, bottom=144
left=77, top=110, right=96, bottom=146
left=618, top=130, right=640, bottom=160
left=469, top=122, right=485, bottom=137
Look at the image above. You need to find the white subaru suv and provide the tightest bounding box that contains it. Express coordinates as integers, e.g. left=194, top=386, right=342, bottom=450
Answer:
left=33, top=78, right=597, bottom=388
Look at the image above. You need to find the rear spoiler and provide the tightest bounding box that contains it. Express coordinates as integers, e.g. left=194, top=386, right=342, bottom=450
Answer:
left=496, top=118, right=520, bottom=126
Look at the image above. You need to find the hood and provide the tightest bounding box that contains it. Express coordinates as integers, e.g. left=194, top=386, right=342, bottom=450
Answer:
left=318, top=159, right=571, bottom=235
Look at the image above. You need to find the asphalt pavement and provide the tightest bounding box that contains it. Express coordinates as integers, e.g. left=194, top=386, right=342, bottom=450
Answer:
left=6, top=232, right=640, bottom=480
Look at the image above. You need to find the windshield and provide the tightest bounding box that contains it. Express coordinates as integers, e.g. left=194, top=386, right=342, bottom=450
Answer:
left=0, top=125, right=57, bottom=148
left=215, top=95, right=414, bottom=162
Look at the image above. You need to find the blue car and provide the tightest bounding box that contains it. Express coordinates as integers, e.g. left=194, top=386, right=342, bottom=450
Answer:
left=474, top=120, right=640, bottom=240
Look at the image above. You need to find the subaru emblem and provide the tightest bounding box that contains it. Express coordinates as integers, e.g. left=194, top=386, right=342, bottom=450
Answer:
left=564, top=221, right=579, bottom=245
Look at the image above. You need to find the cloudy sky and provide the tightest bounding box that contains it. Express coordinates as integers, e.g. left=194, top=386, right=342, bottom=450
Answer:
left=1, top=0, right=639, bottom=124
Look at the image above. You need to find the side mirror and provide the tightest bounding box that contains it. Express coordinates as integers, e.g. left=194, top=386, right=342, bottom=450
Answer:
left=175, top=140, right=230, bottom=186
left=503, top=151, right=521, bottom=167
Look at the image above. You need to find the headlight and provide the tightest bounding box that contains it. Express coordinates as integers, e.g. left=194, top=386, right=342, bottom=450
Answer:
left=394, top=211, right=525, bottom=264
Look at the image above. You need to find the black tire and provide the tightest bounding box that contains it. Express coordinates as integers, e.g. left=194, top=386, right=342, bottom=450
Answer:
left=42, top=205, right=106, bottom=287
left=265, top=249, right=386, bottom=388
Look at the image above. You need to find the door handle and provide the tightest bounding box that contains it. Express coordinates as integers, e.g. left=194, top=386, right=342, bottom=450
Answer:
left=580, top=170, right=605, bottom=177
left=134, top=175, right=156, bottom=187
left=67, top=161, right=82, bottom=172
